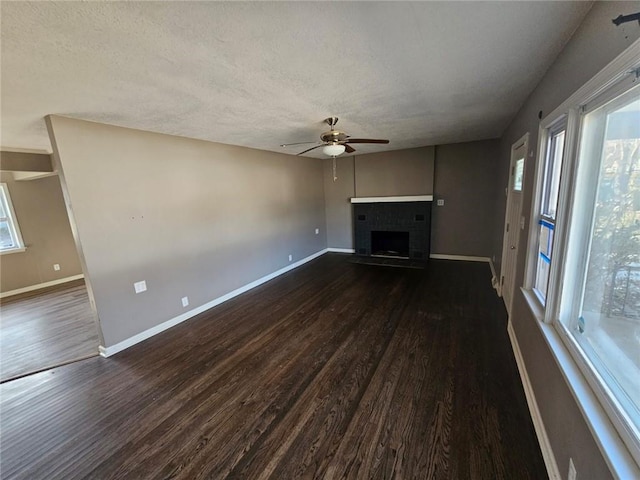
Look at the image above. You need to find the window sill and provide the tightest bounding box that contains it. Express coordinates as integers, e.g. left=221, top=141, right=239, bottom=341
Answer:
left=520, top=287, right=640, bottom=478
left=522, top=287, right=545, bottom=323
left=0, top=246, right=27, bottom=255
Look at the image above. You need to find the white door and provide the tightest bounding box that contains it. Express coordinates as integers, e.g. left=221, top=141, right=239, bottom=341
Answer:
left=500, top=134, right=528, bottom=315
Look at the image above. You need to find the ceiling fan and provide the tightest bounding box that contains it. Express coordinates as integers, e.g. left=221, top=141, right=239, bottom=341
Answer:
left=280, top=117, right=389, bottom=156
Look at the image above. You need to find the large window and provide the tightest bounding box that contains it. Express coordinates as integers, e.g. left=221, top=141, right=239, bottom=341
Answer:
left=0, top=183, right=25, bottom=254
left=527, top=62, right=640, bottom=469
left=560, top=83, right=640, bottom=458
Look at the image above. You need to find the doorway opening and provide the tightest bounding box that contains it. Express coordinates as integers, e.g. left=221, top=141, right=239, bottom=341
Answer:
left=0, top=163, right=100, bottom=383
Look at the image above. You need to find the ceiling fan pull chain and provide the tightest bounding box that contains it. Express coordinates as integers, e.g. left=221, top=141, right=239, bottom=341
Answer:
left=333, top=156, right=338, bottom=182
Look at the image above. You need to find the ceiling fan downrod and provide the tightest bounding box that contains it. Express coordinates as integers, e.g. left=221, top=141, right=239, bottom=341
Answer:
left=325, top=117, right=339, bottom=130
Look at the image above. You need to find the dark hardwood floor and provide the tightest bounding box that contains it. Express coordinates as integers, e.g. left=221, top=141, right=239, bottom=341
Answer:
left=0, top=280, right=99, bottom=382
left=0, top=254, right=547, bottom=479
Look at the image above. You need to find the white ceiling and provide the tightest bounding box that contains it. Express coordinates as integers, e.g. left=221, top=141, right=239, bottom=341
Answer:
left=1, top=1, right=592, bottom=157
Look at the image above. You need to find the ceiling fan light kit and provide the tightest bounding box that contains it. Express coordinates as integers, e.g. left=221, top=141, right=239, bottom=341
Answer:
left=322, top=144, right=346, bottom=157
left=281, top=117, right=390, bottom=157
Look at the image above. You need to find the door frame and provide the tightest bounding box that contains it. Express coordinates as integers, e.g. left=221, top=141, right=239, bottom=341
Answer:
left=500, top=132, right=529, bottom=314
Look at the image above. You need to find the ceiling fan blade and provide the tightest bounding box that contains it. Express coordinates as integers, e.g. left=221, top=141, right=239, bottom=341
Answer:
left=280, top=141, right=320, bottom=147
left=297, top=144, right=325, bottom=155
left=345, top=138, right=390, bottom=144
left=344, top=144, right=356, bottom=154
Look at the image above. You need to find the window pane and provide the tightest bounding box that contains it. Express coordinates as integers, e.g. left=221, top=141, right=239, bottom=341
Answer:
left=513, top=158, right=524, bottom=191
left=0, top=185, right=23, bottom=252
left=542, top=129, right=565, bottom=219
left=535, top=254, right=550, bottom=303
left=0, top=220, right=16, bottom=248
left=573, top=92, right=640, bottom=433
left=547, top=131, right=565, bottom=218
left=534, top=220, right=554, bottom=303
left=534, top=123, right=564, bottom=306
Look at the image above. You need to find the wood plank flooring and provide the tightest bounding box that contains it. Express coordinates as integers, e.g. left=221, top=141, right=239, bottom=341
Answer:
left=0, top=280, right=99, bottom=382
left=0, top=254, right=547, bottom=479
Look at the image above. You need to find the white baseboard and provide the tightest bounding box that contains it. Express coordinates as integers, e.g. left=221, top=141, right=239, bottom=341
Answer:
left=327, top=247, right=355, bottom=253
left=507, top=320, right=561, bottom=480
left=429, top=253, right=491, bottom=263
left=489, top=258, right=497, bottom=279
left=99, top=249, right=329, bottom=357
left=488, top=258, right=502, bottom=297
left=0, top=274, right=84, bottom=299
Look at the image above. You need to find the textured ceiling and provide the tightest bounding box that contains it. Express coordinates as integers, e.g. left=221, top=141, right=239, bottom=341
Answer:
left=1, top=2, right=592, bottom=157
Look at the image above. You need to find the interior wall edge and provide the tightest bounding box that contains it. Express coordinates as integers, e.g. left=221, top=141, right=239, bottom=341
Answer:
left=45, top=115, right=106, bottom=346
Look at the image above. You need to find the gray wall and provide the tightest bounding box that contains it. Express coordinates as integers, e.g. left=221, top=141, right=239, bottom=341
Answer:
left=0, top=172, right=83, bottom=292
left=353, top=147, right=435, bottom=197
left=324, top=156, right=356, bottom=250
left=324, top=146, right=435, bottom=249
left=47, top=116, right=326, bottom=347
left=323, top=141, right=500, bottom=258
left=492, top=2, right=640, bottom=478
left=432, top=140, right=500, bottom=257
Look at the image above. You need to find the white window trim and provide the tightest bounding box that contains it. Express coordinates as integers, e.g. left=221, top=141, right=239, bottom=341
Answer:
left=523, top=37, right=640, bottom=477
left=0, top=183, right=26, bottom=255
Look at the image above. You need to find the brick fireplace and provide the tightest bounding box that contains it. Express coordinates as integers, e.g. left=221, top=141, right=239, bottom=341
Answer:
left=351, top=196, right=432, bottom=260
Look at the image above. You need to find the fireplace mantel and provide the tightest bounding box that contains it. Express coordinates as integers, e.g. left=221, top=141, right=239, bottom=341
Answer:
left=350, top=195, right=433, bottom=204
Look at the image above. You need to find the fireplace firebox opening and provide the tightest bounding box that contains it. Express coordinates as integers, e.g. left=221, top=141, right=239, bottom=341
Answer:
left=371, top=231, right=410, bottom=259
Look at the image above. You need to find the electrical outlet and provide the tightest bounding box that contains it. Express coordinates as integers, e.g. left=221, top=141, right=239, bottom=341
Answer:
left=288, top=254, right=293, bottom=262
left=568, top=458, right=576, bottom=480
left=53, top=264, right=60, bottom=271
left=315, top=228, right=319, bottom=235
left=181, top=296, right=189, bottom=307
left=436, top=199, right=445, bottom=206
left=134, top=280, right=147, bottom=294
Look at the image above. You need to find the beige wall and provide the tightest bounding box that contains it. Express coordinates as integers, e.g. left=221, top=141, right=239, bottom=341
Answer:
left=0, top=152, right=52, bottom=172
left=493, top=2, right=640, bottom=478
left=431, top=139, right=500, bottom=257
left=47, top=116, right=326, bottom=347
left=0, top=172, right=83, bottom=292
left=324, top=146, right=435, bottom=249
